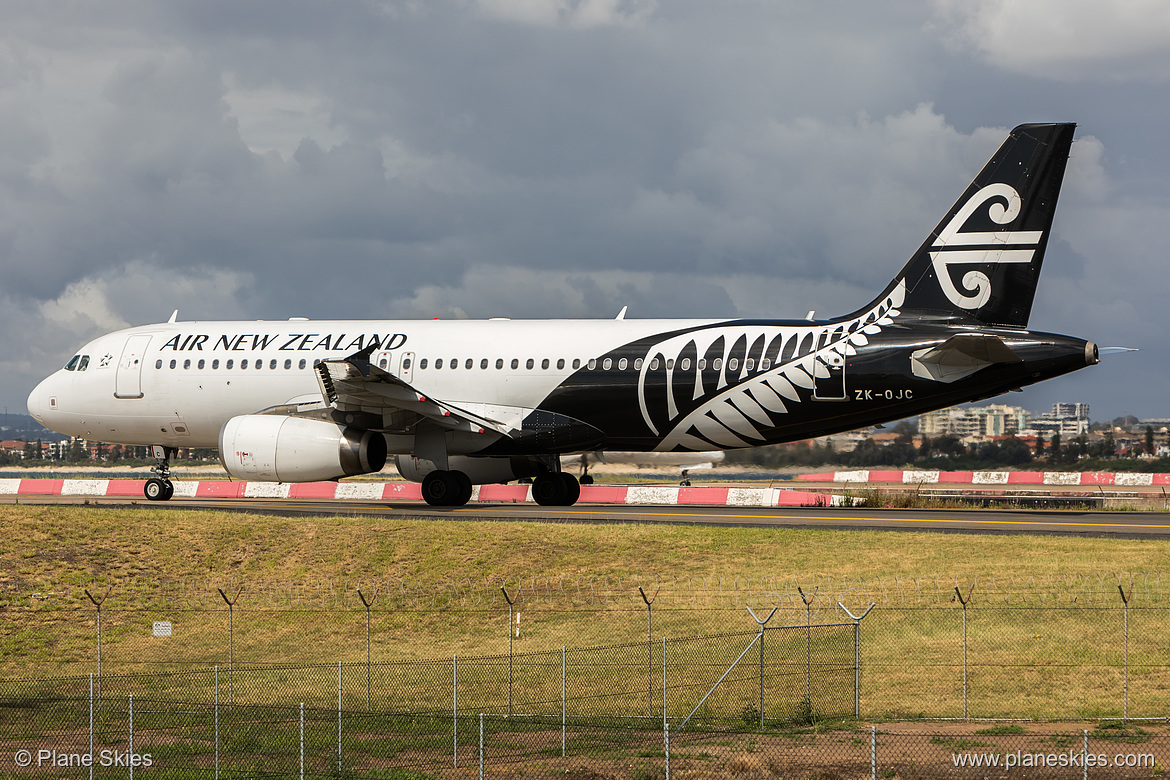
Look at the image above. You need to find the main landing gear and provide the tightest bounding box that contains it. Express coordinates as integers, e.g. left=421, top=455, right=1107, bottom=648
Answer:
left=144, top=445, right=176, bottom=501
left=420, top=469, right=581, bottom=507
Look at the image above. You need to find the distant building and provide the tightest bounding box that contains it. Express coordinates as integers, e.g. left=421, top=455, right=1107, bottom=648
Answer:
left=918, top=404, right=1029, bottom=440
left=1029, top=402, right=1090, bottom=437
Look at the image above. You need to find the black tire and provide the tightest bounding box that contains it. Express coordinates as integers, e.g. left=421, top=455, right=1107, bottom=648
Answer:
left=422, top=470, right=456, bottom=506
left=532, top=473, right=568, bottom=506
left=580, top=474, right=594, bottom=485
left=452, top=471, right=473, bottom=506
left=559, top=473, right=581, bottom=505
left=144, top=478, right=167, bottom=501
left=162, top=480, right=175, bottom=500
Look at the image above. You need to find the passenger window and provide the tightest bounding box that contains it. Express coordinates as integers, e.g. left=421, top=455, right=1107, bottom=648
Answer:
left=603, top=358, right=612, bottom=370
left=298, top=359, right=306, bottom=369
left=170, top=359, right=177, bottom=369
left=465, top=358, right=473, bottom=369
left=78, top=355, right=90, bottom=371
left=198, top=359, right=206, bottom=370
left=183, top=359, right=191, bottom=369
left=728, top=358, right=738, bottom=371
left=587, top=358, right=597, bottom=370
left=526, top=358, right=534, bottom=370
left=511, top=358, right=519, bottom=369
left=404, top=358, right=412, bottom=369
left=241, top=359, right=248, bottom=369
left=450, top=358, right=458, bottom=369
left=680, top=358, right=690, bottom=370
left=419, top=358, right=428, bottom=369
left=379, top=359, right=387, bottom=368
left=761, top=358, right=771, bottom=370
left=556, top=358, right=565, bottom=370
left=666, top=359, right=675, bottom=370
left=713, top=358, right=723, bottom=370
left=745, top=358, right=754, bottom=371
left=481, top=358, right=488, bottom=369
left=226, top=359, right=234, bottom=369
left=155, top=360, right=163, bottom=369
left=541, top=358, right=549, bottom=370
left=496, top=358, right=504, bottom=369
left=436, top=358, right=444, bottom=369
left=650, top=358, right=659, bottom=370
left=65, top=355, right=80, bottom=371
left=698, top=358, right=707, bottom=370
left=284, top=359, right=292, bottom=369
left=618, top=358, right=627, bottom=370
left=634, top=358, right=643, bottom=370
left=572, top=358, right=580, bottom=370
left=213, top=359, right=220, bottom=369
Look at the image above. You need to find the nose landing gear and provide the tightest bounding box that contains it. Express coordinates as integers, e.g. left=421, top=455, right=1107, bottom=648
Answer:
left=144, top=445, right=176, bottom=501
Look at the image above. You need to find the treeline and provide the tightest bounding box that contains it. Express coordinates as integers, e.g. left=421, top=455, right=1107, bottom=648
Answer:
left=0, top=443, right=219, bottom=467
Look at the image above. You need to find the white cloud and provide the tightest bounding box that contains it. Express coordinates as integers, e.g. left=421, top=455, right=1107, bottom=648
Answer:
left=471, top=0, right=655, bottom=27
left=934, top=0, right=1170, bottom=81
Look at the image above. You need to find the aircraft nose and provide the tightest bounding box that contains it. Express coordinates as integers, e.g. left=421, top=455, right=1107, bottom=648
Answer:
left=26, top=375, right=59, bottom=427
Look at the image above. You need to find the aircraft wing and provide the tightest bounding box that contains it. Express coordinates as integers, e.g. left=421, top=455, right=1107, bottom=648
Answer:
left=313, top=345, right=515, bottom=437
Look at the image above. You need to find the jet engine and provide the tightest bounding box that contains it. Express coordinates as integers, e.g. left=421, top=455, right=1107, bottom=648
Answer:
left=219, top=415, right=387, bottom=482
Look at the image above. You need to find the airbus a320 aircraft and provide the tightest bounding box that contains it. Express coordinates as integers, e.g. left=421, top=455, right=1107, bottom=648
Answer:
left=28, top=123, right=1099, bottom=507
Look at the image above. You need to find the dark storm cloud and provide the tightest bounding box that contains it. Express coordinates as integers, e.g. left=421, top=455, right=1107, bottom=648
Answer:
left=2, top=0, right=1169, bottom=419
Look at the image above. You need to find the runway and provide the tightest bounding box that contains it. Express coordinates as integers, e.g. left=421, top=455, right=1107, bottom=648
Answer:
left=7, top=493, right=1170, bottom=538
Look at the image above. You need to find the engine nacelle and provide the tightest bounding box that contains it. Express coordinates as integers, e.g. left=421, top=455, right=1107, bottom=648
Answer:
left=394, top=454, right=539, bottom=485
left=220, top=415, right=387, bottom=482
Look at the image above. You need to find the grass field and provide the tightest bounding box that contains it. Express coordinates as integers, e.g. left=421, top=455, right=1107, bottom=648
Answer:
left=2, top=504, right=1169, bottom=721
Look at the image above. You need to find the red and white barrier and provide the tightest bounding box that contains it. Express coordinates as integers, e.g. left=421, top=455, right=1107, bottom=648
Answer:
left=796, top=470, right=1170, bottom=487
left=0, top=479, right=849, bottom=507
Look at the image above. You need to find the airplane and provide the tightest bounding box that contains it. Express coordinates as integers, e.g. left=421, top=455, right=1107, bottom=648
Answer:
left=28, top=123, right=1099, bottom=507
left=563, top=450, right=726, bottom=485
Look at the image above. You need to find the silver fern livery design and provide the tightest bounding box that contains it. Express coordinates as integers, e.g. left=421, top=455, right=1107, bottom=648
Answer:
left=27, top=124, right=1101, bottom=507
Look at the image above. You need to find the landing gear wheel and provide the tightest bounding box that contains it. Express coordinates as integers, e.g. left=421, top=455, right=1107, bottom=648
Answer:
left=580, top=474, right=595, bottom=485
left=532, top=472, right=567, bottom=506
left=144, top=478, right=170, bottom=501
left=422, top=470, right=457, bottom=506
left=452, top=471, right=473, bottom=506
left=560, top=472, right=580, bottom=505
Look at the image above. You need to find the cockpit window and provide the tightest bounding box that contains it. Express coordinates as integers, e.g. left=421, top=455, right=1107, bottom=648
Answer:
left=65, top=355, right=80, bottom=371
left=78, top=355, right=90, bottom=371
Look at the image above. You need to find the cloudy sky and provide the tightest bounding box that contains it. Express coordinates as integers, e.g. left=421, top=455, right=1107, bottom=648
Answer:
left=3, top=0, right=1168, bottom=422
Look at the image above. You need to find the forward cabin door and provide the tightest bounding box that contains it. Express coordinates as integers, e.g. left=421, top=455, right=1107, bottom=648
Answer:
left=114, top=335, right=152, bottom=399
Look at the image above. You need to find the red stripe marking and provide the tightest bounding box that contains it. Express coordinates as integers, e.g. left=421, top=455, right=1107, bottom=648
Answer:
left=677, top=487, right=729, bottom=505
left=196, top=481, right=247, bottom=498
left=867, top=470, right=904, bottom=483
left=382, top=483, right=423, bottom=500
left=576, top=486, right=629, bottom=503
left=937, top=471, right=975, bottom=483
left=477, top=484, right=530, bottom=502
left=105, top=480, right=148, bottom=496
left=1079, top=472, right=1116, bottom=486
left=289, top=482, right=339, bottom=498
left=18, top=479, right=64, bottom=495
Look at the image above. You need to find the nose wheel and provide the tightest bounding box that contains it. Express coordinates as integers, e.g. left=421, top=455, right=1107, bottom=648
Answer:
left=144, top=445, right=177, bottom=501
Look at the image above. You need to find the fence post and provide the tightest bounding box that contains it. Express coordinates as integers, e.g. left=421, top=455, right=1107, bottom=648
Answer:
left=358, top=588, right=375, bottom=711
left=218, top=587, right=242, bottom=707
left=639, top=586, right=659, bottom=717
left=453, top=654, right=458, bottom=768
left=838, top=602, right=876, bottom=719
left=128, top=695, right=134, bottom=780
left=214, top=667, right=219, bottom=780
left=954, top=584, right=974, bottom=720
left=84, top=587, right=110, bottom=702
left=501, top=587, right=516, bottom=716
left=797, top=587, right=818, bottom=708
left=338, top=660, right=343, bottom=774
left=299, top=703, right=304, bottom=780
left=746, top=606, right=778, bottom=727
left=88, top=674, right=94, bottom=780
left=1118, top=584, right=1131, bottom=721
left=662, top=636, right=667, bottom=731
left=870, top=725, right=877, bottom=780
left=562, top=646, right=566, bottom=757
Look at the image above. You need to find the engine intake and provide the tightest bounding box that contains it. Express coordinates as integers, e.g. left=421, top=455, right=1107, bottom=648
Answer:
left=219, top=415, right=387, bottom=482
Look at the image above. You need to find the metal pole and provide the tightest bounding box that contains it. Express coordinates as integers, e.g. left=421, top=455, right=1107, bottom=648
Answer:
left=479, top=713, right=484, bottom=780
left=218, top=587, right=242, bottom=708
left=1083, top=729, right=1089, bottom=780
left=746, top=606, right=778, bottom=727
left=871, top=725, right=877, bottom=780
left=1119, top=584, right=1131, bottom=721
left=839, top=602, right=876, bottom=720
left=214, top=667, right=219, bottom=780
left=88, top=674, right=94, bottom=780
left=453, top=654, right=458, bottom=768
left=299, top=703, right=304, bottom=780
left=954, top=585, right=973, bottom=721
left=358, top=588, right=374, bottom=711
left=798, top=587, right=817, bottom=708
left=562, top=646, right=566, bottom=757
left=639, top=586, right=659, bottom=717
left=501, top=587, right=515, bottom=716
left=129, top=695, right=134, bottom=780
left=338, top=660, right=343, bottom=774
left=662, top=636, right=667, bottom=732
left=84, top=588, right=109, bottom=702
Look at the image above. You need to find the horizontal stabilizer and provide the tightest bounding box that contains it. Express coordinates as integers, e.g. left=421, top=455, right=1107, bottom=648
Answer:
left=910, top=334, right=1021, bottom=383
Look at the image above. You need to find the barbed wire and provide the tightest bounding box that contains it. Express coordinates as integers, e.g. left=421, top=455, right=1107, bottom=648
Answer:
left=4, top=570, right=1163, bottom=611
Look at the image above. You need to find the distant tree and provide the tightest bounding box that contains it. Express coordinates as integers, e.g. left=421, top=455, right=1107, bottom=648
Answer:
left=67, top=439, right=86, bottom=463
left=1146, top=425, right=1156, bottom=456
left=893, top=421, right=916, bottom=445
left=918, top=435, right=931, bottom=457
left=999, top=438, right=1033, bottom=465
left=1050, top=431, right=1062, bottom=462
left=1034, top=433, right=1045, bottom=457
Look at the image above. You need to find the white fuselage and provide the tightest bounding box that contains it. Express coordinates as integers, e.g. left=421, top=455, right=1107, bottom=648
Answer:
left=27, top=316, right=723, bottom=450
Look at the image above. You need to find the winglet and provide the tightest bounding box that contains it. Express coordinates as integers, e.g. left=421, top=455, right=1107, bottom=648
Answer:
left=168, top=310, right=178, bottom=324
left=615, top=306, right=627, bottom=320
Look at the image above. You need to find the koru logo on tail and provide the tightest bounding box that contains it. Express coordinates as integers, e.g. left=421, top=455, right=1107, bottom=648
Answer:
left=929, top=183, right=1042, bottom=309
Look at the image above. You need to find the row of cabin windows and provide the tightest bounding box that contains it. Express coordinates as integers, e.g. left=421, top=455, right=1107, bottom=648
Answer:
left=155, top=357, right=319, bottom=371
left=381, top=356, right=773, bottom=373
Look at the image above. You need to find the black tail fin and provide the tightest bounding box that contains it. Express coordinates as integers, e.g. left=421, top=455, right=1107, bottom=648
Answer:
left=862, top=123, right=1076, bottom=327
